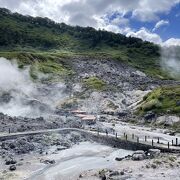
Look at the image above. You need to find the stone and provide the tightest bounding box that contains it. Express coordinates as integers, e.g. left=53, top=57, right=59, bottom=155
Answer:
left=109, top=171, right=120, bottom=177
left=176, top=101, right=180, bottom=106
left=117, top=111, right=128, bottom=117
left=100, top=175, right=106, bottom=180
left=9, top=143, right=16, bottom=149
left=169, top=131, right=176, bottom=136
left=5, top=158, right=17, bottom=165
left=156, top=116, right=180, bottom=126
left=148, top=149, right=161, bottom=158
left=120, top=171, right=124, bottom=175
left=9, top=165, right=16, bottom=171
left=40, top=159, right=56, bottom=164
left=132, top=150, right=146, bottom=161
left=133, top=150, right=145, bottom=154
left=144, top=112, right=156, bottom=121
left=115, top=157, right=124, bottom=161
left=151, top=164, right=157, bottom=169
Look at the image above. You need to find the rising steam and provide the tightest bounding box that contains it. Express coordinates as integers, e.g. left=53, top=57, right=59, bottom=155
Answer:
left=0, top=57, right=68, bottom=117
left=161, top=46, right=180, bottom=79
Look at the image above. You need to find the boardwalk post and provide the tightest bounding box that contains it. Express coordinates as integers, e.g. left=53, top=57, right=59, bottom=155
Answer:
left=116, top=133, right=117, bottom=139
left=172, top=140, right=174, bottom=146
left=145, top=136, right=147, bottom=142
left=152, top=139, right=154, bottom=147
left=126, top=134, right=128, bottom=141
left=176, top=138, right=178, bottom=146
left=168, top=142, right=170, bottom=149
left=113, top=130, right=115, bottom=135
left=132, top=134, right=134, bottom=139
left=106, top=129, right=108, bottom=136
left=124, top=132, right=126, bottom=137
left=9, top=128, right=10, bottom=134
left=137, top=137, right=139, bottom=143
left=157, top=137, right=159, bottom=144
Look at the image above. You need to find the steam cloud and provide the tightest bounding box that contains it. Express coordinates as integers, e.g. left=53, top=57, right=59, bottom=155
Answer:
left=0, top=57, right=68, bottom=117
left=161, top=46, right=180, bottom=79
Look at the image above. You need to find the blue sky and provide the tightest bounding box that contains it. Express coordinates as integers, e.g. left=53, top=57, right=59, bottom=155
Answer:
left=128, top=3, right=180, bottom=41
left=0, top=0, right=180, bottom=46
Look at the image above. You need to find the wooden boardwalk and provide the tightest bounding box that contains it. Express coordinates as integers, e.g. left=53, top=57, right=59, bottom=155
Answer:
left=0, top=128, right=180, bottom=153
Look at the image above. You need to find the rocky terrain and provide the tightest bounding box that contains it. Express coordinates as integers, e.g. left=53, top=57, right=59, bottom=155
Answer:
left=0, top=7, right=179, bottom=180
left=79, top=152, right=180, bottom=180
left=0, top=55, right=180, bottom=179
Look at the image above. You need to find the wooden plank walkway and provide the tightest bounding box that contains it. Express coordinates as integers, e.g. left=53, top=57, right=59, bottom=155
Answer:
left=0, top=128, right=180, bottom=153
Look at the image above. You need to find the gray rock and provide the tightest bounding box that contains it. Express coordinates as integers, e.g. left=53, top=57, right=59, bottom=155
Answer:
left=176, top=101, right=180, bottom=106
left=144, top=112, right=156, bottom=121
left=100, top=174, right=106, bottom=180
left=115, top=157, right=124, bottom=161
left=156, top=116, right=180, bottom=126
left=5, top=158, right=17, bottom=165
left=120, top=171, right=125, bottom=175
left=148, top=149, right=160, bottom=158
left=151, top=164, right=157, bottom=169
left=132, top=150, right=146, bottom=161
left=109, top=171, right=120, bottom=177
left=40, top=159, right=56, bottom=164
left=9, top=165, right=16, bottom=171
left=0, top=92, right=12, bottom=103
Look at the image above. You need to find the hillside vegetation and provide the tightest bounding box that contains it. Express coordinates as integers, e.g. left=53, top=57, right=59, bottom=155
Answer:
left=0, top=8, right=171, bottom=79
left=138, top=86, right=180, bottom=115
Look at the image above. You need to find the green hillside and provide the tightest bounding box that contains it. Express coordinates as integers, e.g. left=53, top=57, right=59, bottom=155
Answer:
left=138, top=86, right=180, bottom=115
left=0, top=7, right=171, bottom=79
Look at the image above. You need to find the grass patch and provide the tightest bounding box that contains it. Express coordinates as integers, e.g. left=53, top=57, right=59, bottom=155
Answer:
left=138, top=85, right=180, bottom=115
left=0, top=51, right=74, bottom=81
left=30, top=60, right=74, bottom=81
left=83, top=77, right=106, bottom=91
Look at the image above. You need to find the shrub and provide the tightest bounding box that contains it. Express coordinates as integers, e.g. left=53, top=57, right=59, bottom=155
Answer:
left=83, top=77, right=106, bottom=91
left=142, top=99, right=162, bottom=111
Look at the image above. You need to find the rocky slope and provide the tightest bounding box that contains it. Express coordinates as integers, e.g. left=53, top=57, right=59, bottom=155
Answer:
left=0, top=55, right=179, bottom=132
left=0, top=8, right=180, bottom=180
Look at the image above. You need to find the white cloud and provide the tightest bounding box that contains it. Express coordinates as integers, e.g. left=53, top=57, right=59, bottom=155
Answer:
left=153, top=20, right=169, bottom=31
left=163, top=38, right=180, bottom=46
left=126, top=28, right=162, bottom=44
left=132, top=0, right=180, bottom=22
left=126, top=28, right=180, bottom=47
left=111, top=16, right=129, bottom=26
left=0, top=0, right=179, bottom=25
left=132, top=9, right=159, bottom=22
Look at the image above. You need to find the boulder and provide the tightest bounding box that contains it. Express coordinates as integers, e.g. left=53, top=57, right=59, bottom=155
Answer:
left=132, top=150, right=146, bottom=161
left=115, top=157, right=124, bottom=161
left=148, top=149, right=160, bottom=158
left=26, top=99, right=50, bottom=112
left=156, top=116, right=180, bottom=126
left=117, top=111, right=128, bottom=117
left=176, top=101, right=180, bottom=106
left=144, top=112, right=156, bottom=121
left=5, top=158, right=17, bottom=165
left=9, top=165, right=16, bottom=171
left=109, top=171, right=120, bottom=177
left=120, top=171, right=125, bottom=175
left=0, top=92, right=12, bottom=103
left=40, top=159, right=56, bottom=164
